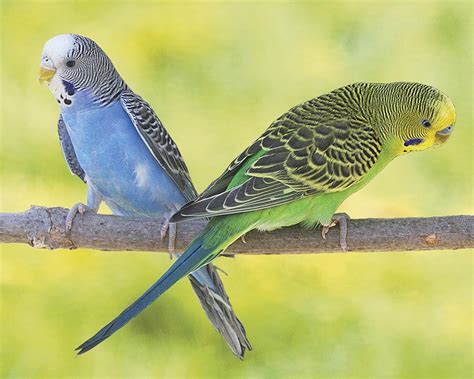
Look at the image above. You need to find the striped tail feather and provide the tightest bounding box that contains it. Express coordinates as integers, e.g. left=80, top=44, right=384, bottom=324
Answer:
left=189, top=264, right=251, bottom=359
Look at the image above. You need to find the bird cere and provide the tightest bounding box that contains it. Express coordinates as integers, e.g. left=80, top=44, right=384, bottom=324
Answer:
left=39, top=34, right=455, bottom=358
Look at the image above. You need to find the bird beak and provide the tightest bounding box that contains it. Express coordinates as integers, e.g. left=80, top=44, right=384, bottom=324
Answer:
left=38, top=65, right=56, bottom=84
left=434, top=133, right=450, bottom=145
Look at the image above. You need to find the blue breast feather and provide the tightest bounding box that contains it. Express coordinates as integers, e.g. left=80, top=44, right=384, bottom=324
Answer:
left=61, top=99, right=186, bottom=216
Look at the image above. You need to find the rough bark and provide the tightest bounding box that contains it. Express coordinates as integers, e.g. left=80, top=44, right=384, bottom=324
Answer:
left=0, top=206, right=472, bottom=254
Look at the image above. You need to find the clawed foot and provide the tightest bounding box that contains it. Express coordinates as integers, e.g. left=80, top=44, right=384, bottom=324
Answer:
left=161, top=221, right=177, bottom=257
left=321, top=213, right=350, bottom=252
left=65, top=203, right=94, bottom=233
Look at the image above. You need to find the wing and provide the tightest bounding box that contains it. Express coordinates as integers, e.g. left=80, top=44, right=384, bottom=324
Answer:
left=58, top=115, right=86, bottom=182
left=120, top=90, right=197, bottom=201
left=171, top=99, right=383, bottom=221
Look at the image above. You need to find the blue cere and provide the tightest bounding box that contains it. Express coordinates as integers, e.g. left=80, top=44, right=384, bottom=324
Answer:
left=437, top=125, right=454, bottom=135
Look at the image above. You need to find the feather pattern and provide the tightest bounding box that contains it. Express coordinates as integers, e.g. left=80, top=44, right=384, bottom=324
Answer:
left=172, top=87, right=383, bottom=221
left=120, top=90, right=196, bottom=201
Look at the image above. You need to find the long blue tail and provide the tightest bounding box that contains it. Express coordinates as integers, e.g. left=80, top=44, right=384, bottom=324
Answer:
left=76, top=235, right=217, bottom=355
left=106, top=207, right=250, bottom=357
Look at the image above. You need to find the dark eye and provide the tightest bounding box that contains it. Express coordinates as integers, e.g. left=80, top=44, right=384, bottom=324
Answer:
left=66, top=60, right=76, bottom=68
left=421, top=119, right=431, bottom=128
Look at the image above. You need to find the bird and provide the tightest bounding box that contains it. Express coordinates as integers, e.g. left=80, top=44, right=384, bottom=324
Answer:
left=74, top=81, right=456, bottom=354
left=39, top=34, right=251, bottom=358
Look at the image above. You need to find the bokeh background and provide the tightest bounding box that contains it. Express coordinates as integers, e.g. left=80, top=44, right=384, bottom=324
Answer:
left=1, top=1, right=473, bottom=378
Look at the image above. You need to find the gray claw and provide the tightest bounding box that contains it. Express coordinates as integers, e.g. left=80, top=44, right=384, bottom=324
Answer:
left=65, top=203, right=91, bottom=233
left=321, top=213, right=350, bottom=252
left=160, top=221, right=177, bottom=257
left=168, top=223, right=177, bottom=254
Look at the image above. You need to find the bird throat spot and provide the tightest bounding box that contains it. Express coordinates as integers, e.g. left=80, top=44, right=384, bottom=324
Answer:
left=404, top=138, right=424, bottom=147
left=57, top=80, right=75, bottom=106
left=62, top=80, right=76, bottom=96
left=58, top=92, right=72, bottom=106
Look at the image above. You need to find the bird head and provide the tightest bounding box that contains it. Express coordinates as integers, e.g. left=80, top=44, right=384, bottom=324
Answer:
left=39, top=34, right=125, bottom=107
left=371, top=82, right=456, bottom=155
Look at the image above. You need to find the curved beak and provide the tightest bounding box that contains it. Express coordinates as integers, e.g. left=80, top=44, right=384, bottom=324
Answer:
left=38, top=65, right=56, bottom=84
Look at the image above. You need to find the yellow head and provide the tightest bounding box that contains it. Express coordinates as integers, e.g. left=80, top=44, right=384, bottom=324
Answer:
left=368, top=82, right=456, bottom=155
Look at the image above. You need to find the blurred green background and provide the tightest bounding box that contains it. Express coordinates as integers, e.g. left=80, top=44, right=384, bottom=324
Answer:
left=1, top=1, right=473, bottom=378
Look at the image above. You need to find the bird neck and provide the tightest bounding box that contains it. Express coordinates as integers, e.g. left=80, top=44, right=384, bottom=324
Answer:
left=54, top=76, right=128, bottom=114
left=89, top=74, right=128, bottom=107
left=357, top=84, right=408, bottom=157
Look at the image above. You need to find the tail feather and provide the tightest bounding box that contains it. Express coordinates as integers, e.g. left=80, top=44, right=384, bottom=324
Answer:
left=76, top=235, right=214, bottom=355
left=189, top=264, right=252, bottom=359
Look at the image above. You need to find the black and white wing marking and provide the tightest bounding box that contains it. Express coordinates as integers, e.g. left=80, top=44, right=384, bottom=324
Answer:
left=120, top=90, right=197, bottom=201
left=172, top=100, right=382, bottom=222
left=58, top=115, right=86, bottom=182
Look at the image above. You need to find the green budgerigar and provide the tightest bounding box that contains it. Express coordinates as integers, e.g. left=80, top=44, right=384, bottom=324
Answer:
left=77, top=82, right=456, bottom=354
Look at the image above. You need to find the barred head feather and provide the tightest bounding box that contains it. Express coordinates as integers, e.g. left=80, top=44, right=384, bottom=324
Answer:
left=41, top=34, right=127, bottom=106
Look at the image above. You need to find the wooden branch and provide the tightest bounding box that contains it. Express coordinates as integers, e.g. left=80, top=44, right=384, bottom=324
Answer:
left=0, top=206, right=473, bottom=254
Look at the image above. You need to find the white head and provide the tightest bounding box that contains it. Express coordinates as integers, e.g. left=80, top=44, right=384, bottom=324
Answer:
left=41, top=34, right=76, bottom=71
left=39, top=34, right=126, bottom=107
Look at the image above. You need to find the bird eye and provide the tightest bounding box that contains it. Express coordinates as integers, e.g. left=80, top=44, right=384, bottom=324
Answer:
left=66, top=60, right=76, bottom=68
left=421, top=119, right=431, bottom=128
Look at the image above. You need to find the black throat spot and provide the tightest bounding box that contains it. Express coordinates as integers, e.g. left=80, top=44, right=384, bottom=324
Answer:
left=62, top=80, right=76, bottom=96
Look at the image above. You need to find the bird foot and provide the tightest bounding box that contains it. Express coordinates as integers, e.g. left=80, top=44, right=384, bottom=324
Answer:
left=65, top=203, right=94, bottom=234
left=321, top=213, right=350, bottom=252
left=160, top=221, right=177, bottom=257
left=240, top=233, right=247, bottom=244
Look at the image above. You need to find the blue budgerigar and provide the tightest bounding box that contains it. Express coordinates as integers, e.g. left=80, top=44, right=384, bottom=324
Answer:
left=39, top=34, right=250, bottom=358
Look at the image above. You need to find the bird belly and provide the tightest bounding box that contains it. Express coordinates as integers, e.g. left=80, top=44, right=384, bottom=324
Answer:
left=254, top=194, right=343, bottom=231
left=61, top=102, right=186, bottom=217
left=254, top=152, right=393, bottom=231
